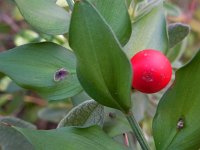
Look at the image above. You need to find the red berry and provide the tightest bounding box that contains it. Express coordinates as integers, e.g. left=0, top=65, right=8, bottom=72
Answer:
left=131, top=49, right=172, bottom=93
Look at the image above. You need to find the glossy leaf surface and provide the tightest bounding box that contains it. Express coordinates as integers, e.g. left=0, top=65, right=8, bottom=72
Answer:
left=69, top=0, right=132, bottom=113
left=88, top=0, right=132, bottom=45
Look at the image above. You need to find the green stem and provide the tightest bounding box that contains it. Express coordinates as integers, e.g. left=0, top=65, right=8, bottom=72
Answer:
left=66, top=0, right=74, bottom=11
left=126, top=113, right=151, bottom=150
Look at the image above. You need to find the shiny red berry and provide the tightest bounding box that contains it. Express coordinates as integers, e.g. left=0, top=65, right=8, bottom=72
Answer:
left=131, top=49, right=172, bottom=93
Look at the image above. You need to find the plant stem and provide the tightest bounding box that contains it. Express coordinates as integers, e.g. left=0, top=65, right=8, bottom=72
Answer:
left=126, top=113, right=151, bottom=150
left=66, top=0, right=74, bottom=11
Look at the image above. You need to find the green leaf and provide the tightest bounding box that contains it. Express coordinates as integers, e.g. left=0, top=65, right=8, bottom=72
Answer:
left=164, top=2, right=182, bottom=17
left=0, top=117, right=35, bottom=150
left=124, top=0, right=168, bottom=58
left=167, top=38, right=188, bottom=63
left=69, top=1, right=132, bottom=113
left=131, top=92, right=150, bottom=122
left=15, top=126, right=129, bottom=150
left=0, top=116, right=36, bottom=130
left=103, top=92, right=150, bottom=137
left=168, top=23, right=190, bottom=49
left=38, top=107, right=68, bottom=123
left=87, top=0, right=132, bottom=45
left=103, top=107, right=131, bottom=137
left=14, top=0, right=70, bottom=35
left=71, top=91, right=92, bottom=106
left=0, top=42, right=82, bottom=101
left=134, top=0, right=163, bottom=22
left=58, top=100, right=104, bottom=128
left=153, top=50, right=200, bottom=150
left=125, top=0, right=132, bottom=8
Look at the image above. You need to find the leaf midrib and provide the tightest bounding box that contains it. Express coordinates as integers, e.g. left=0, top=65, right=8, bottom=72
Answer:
left=81, top=3, right=125, bottom=111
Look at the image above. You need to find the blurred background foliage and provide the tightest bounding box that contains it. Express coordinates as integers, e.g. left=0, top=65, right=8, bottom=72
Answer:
left=0, top=0, right=199, bottom=149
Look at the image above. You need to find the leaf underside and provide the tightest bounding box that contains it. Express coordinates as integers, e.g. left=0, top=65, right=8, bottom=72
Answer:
left=57, top=100, right=104, bottom=128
